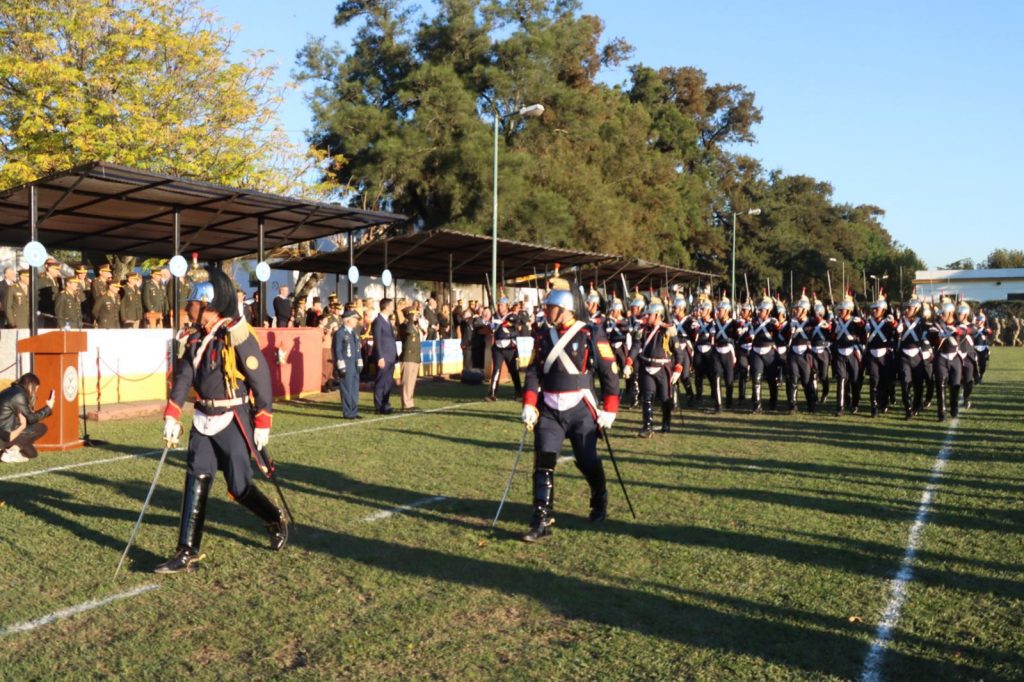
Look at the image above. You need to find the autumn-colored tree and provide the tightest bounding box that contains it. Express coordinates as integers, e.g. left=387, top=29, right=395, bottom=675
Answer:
left=0, top=0, right=315, bottom=194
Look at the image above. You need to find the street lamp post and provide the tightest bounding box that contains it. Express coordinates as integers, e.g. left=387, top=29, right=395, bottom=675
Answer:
left=732, top=207, right=761, bottom=301
left=829, top=256, right=845, bottom=292
left=493, top=102, right=545, bottom=306
left=869, top=274, right=889, bottom=300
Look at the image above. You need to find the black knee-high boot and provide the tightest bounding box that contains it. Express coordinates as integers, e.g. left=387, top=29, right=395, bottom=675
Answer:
left=737, top=373, right=747, bottom=404
left=902, top=381, right=913, bottom=419
left=236, top=484, right=289, bottom=551
left=869, top=377, right=879, bottom=417
left=155, top=473, right=212, bottom=574
left=660, top=400, right=673, bottom=433
left=752, top=375, right=763, bottom=413
left=523, top=463, right=555, bottom=542
left=936, top=380, right=946, bottom=421
left=950, top=385, right=961, bottom=418
left=639, top=397, right=654, bottom=438
left=834, top=378, right=846, bottom=417
left=712, top=376, right=723, bottom=413
left=768, top=380, right=779, bottom=410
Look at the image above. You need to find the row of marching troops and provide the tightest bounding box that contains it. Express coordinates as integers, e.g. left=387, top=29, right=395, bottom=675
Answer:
left=576, top=286, right=990, bottom=435
left=1, top=258, right=185, bottom=329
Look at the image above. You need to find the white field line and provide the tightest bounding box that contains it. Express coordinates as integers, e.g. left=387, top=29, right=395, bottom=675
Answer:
left=0, top=402, right=471, bottom=482
left=363, top=495, right=448, bottom=522
left=860, top=418, right=958, bottom=682
left=0, top=583, right=160, bottom=638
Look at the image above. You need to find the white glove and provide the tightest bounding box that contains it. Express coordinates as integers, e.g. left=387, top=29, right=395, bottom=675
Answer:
left=521, top=404, right=539, bottom=430
left=336, top=360, right=346, bottom=372
left=670, top=370, right=681, bottom=385
left=254, top=427, right=270, bottom=451
left=596, top=410, right=616, bottom=430
left=622, top=364, right=633, bottom=380
left=163, top=417, right=182, bottom=446
left=357, top=358, right=364, bottom=369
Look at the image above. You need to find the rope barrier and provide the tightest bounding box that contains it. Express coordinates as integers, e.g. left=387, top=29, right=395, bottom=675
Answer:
left=98, top=355, right=167, bottom=382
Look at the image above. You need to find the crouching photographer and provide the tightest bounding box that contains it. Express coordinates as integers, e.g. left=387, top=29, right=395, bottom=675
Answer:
left=0, top=373, right=55, bottom=463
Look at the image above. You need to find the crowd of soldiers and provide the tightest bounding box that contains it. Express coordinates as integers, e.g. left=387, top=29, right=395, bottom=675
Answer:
left=567, top=286, right=991, bottom=435
left=0, top=258, right=178, bottom=329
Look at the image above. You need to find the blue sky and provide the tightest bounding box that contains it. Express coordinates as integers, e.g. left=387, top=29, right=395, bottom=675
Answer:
left=208, top=0, right=1022, bottom=269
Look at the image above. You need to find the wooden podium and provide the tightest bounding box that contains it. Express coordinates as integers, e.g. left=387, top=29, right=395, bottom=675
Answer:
left=17, top=331, right=87, bottom=451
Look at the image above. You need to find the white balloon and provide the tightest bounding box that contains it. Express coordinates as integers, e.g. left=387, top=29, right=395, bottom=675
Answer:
left=347, top=265, right=359, bottom=284
left=381, top=269, right=393, bottom=287
left=24, top=241, right=47, bottom=268
left=168, top=255, right=189, bottom=278
left=255, top=261, right=272, bottom=283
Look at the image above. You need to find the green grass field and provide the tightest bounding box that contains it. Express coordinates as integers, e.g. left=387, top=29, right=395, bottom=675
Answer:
left=1, top=349, right=1022, bottom=680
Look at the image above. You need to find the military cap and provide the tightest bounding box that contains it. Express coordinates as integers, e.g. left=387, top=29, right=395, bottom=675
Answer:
left=75, top=265, right=88, bottom=275
left=98, top=263, right=112, bottom=274
left=342, top=308, right=360, bottom=320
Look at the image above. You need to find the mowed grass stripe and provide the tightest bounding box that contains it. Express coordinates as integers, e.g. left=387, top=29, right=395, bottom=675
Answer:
left=1, top=356, right=1021, bottom=678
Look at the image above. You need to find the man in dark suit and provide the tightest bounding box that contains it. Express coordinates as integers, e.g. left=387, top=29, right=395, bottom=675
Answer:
left=273, top=285, right=292, bottom=327
left=370, top=298, right=398, bottom=414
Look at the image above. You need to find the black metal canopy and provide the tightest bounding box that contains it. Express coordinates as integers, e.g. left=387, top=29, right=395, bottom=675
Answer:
left=0, top=162, right=406, bottom=260
left=271, top=228, right=711, bottom=288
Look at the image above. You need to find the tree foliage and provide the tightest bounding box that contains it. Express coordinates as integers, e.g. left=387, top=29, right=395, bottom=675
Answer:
left=983, top=248, right=1024, bottom=269
left=0, top=0, right=315, bottom=194
left=300, top=0, right=919, bottom=294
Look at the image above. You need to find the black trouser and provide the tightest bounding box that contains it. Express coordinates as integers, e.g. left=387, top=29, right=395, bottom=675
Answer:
left=9, top=422, right=47, bottom=458
left=748, top=347, right=777, bottom=407
left=976, top=348, right=989, bottom=380
left=832, top=349, right=863, bottom=409
left=373, top=359, right=395, bottom=411
left=898, top=351, right=926, bottom=412
left=711, top=348, right=736, bottom=407
left=694, top=349, right=714, bottom=400
left=489, top=346, right=521, bottom=396
left=531, top=401, right=606, bottom=513
left=811, top=347, right=830, bottom=399
left=187, top=411, right=255, bottom=499
left=786, top=350, right=816, bottom=409
left=736, top=346, right=750, bottom=400
left=864, top=351, right=892, bottom=410
left=675, top=347, right=695, bottom=405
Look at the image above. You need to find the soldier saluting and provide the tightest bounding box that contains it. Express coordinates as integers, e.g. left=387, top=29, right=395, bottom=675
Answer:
left=155, top=263, right=287, bottom=573
left=520, top=274, right=619, bottom=542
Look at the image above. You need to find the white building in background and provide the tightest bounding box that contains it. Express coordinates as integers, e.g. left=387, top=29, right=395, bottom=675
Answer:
left=913, top=268, right=1024, bottom=303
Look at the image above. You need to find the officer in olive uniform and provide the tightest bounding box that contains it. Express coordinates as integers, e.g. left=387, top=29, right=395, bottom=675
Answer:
left=143, top=269, right=169, bottom=328
left=55, top=279, right=83, bottom=329
left=156, top=265, right=286, bottom=574
left=37, top=258, right=63, bottom=327
left=93, top=280, right=122, bottom=329
left=4, top=269, right=30, bottom=328
left=333, top=308, right=363, bottom=419
left=90, top=264, right=112, bottom=317
left=74, top=265, right=90, bottom=324
left=120, top=272, right=144, bottom=328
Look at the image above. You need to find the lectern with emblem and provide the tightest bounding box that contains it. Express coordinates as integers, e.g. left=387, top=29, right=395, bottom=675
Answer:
left=17, top=331, right=87, bottom=451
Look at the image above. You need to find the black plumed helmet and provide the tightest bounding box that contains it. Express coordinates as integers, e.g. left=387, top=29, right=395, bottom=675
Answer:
left=207, top=267, right=238, bottom=318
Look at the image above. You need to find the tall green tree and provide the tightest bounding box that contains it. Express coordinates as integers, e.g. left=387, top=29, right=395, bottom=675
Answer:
left=983, top=248, right=1024, bottom=269
left=301, top=0, right=922, bottom=286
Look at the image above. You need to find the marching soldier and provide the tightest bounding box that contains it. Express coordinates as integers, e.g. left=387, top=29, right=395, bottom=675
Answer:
left=486, top=294, right=523, bottom=401
left=896, top=295, right=929, bottom=420
left=972, top=310, right=992, bottom=383
left=747, top=294, right=781, bottom=414
left=709, top=294, right=743, bottom=412
left=735, top=299, right=754, bottom=406
left=606, top=298, right=629, bottom=382
left=689, top=293, right=716, bottom=408
left=772, top=298, right=790, bottom=410
left=863, top=292, right=897, bottom=417
left=143, top=269, right=169, bottom=328
left=54, top=278, right=83, bottom=330
left=621, top=290, right=646, bottom=408
left=920, top=301, right=937, bottom=409
left=120, top=272, right=143, bottom=328
left=956, top=301, right=979, bottom=410
left=37, top=258, right=63, bottom=328
left=626, top=296, right=684, bottom=436
left=333, top=308, right=363, bottom=419
left=156, top=264, right=287, bottom=573
left=929, top=297, right=963, bottom=422
left=93, top=280, right=122, bottom=329
left=670, top=296, right=696, bottom=409
left=809, top=296, right=832, bottom=403
left=4, top=269, right=30, bottom=328
left=520, top=275, right=619, bottom=542
left=781, top=291, right=818, bottom=413
left=830, top=292, right=864, bottom=416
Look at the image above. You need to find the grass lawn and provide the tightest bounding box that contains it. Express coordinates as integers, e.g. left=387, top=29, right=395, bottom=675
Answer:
left=1, top=349, right=1022, bottom=680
